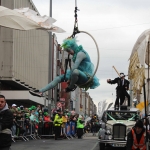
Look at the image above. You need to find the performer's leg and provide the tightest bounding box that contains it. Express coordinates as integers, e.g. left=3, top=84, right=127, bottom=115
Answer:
left=114, top=97, right=119, bottom=107
left=76, top=70, right=89, bottom=85
left=118, top=89, right=124, bottom=105
left=39, top=76, right=63, bottom=93
left=29, top=74, right=69, bottom=96
left=68, top=69, right=79, bottom=89
left=124, top=91, right=130, bottom=106
left=120, top=93, right=125, bottom=106
left=114, top=90, right=120, bottom=107
left=66, top=69, right=88, bottom=92
left=39, top=70, right=72, bottom=93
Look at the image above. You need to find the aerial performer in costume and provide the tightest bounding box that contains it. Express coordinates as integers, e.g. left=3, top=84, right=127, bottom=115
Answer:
left=29, top=38, right=100, bottom=97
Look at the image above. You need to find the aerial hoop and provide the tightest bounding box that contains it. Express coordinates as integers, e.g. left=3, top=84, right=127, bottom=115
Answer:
left=61, top=0, right=100, bottom=87
left=78, top=31, right=100, bottom=86
left=62, top=31, right=100, bottom=87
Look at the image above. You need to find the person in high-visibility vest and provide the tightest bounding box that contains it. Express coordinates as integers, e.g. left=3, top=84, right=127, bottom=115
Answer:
left=126, top=119, right=150, bottom=150
left=77, top=115, right=84, bottom=139
left=53, top=110, right=63, bottom=140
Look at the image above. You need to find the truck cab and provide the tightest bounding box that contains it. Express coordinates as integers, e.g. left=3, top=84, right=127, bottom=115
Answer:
left=98, top=107, right=140, bottom=149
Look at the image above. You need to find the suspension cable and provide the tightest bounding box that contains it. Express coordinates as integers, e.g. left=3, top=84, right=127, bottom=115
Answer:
left=62, top=0, right=100, bottom=89
left=70, top=0, right=80, bottom=38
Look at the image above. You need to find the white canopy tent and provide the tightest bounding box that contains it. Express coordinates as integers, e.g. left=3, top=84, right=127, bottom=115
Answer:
left=0, top=6, right=65, bottom=33
left=129, top=29, right=150, bottom=66
left=128, top=29, right=150, bottom=96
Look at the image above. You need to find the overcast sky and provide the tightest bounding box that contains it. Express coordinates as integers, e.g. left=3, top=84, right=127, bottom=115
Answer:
left=32, top=0, right=150, bottom=107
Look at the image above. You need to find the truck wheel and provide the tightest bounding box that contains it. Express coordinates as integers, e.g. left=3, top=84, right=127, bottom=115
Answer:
left=99, top=143, right=105, bottom=150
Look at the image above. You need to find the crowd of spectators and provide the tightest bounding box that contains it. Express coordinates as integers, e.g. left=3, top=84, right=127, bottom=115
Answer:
left=8, top=103, right=100, bottom=140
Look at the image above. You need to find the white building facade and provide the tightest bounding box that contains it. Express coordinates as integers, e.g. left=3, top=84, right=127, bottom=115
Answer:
left=0, top=0, right=52, bottom=106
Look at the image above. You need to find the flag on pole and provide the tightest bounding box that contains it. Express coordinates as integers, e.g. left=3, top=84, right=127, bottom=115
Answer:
left=136, top=100, right=148, bottom=111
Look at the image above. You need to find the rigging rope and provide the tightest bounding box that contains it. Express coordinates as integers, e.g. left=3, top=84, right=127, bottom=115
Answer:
left=62, top=0, right=100, bottom=90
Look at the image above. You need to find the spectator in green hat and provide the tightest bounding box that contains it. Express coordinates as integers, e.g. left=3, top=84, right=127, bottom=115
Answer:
left=43, top=112, right=52, bottom=135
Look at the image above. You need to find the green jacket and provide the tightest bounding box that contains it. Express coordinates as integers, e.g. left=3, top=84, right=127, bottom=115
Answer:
left=54, top=114, right=63, bottom=126
left=77, top=118, right=84, bottom=128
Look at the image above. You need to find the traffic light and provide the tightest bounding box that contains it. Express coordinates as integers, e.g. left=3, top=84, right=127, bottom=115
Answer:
left=57, top=89, right=60, bottom=102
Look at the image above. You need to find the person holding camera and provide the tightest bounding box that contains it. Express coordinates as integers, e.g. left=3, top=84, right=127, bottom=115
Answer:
left=0, top=95, right=13, bottom=150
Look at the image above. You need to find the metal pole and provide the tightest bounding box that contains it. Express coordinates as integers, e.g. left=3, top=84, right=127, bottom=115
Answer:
left=148, top=42, right=149, bottom=87
left=48, top=100, right=51, bottom=115
left=75, top=0, right=77, bottom=7
left=148, top=42, right=150, bottom=113
left=147, top=41, right=150, bottom=150
left=48, top=0, right=52, bottom=116
left=129, top=80, right=133, bottom=107
left=85, top=91, right=86, bottom=118
left=143, top=79, right=149, bottom=150
left=44, top=93, right=46, bottom=107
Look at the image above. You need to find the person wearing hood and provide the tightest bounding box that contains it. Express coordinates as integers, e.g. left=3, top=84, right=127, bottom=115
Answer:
left=29, top=38, right=100, bottom=97
left=126, top=119, right=150, bottom=150
left=0, top=95, right=13, bottom=150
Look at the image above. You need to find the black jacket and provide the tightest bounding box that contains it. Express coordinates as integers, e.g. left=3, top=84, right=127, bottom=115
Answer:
left=90, top=118, right=96, bottom=127
left=0, top=109, right=13, bottom=148
left=108, top=77, right=130, bottom=90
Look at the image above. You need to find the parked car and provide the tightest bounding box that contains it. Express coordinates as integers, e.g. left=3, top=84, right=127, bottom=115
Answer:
left=98, top=106, right=140, bottom=149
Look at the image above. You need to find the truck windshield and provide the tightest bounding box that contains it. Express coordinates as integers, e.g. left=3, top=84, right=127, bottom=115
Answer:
left=106, top=111, right=139, bottom=121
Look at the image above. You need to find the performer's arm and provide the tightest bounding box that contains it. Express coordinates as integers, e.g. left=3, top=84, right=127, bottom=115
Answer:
left=107, top=78, right=118, bottom=84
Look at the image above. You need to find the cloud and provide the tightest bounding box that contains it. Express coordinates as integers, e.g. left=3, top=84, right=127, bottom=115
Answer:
left=32, top=0, right=150, bottom=108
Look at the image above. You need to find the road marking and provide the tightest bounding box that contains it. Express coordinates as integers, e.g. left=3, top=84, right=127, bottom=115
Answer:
left=90, top=141, right=98, bottom=150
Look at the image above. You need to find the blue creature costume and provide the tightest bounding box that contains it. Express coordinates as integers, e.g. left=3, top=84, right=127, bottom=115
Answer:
left=38, top=38, right=100, bottom=93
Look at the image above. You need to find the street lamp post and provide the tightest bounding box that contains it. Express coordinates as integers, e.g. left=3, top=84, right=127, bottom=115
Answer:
left=85, top=91, right=86, bottom=118
left=48, top=0, right=52, bottom=116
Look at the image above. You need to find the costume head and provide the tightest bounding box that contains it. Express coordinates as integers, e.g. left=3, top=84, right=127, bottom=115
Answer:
left=61, top=38, right=83, bottom=62
left=61, top=38, right=78, bottom=52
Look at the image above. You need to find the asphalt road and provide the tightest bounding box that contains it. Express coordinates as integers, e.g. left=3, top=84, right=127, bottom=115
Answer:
left=11, top=137, right=99, bottom=150
left=10, top=134, right=126, bottom=150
